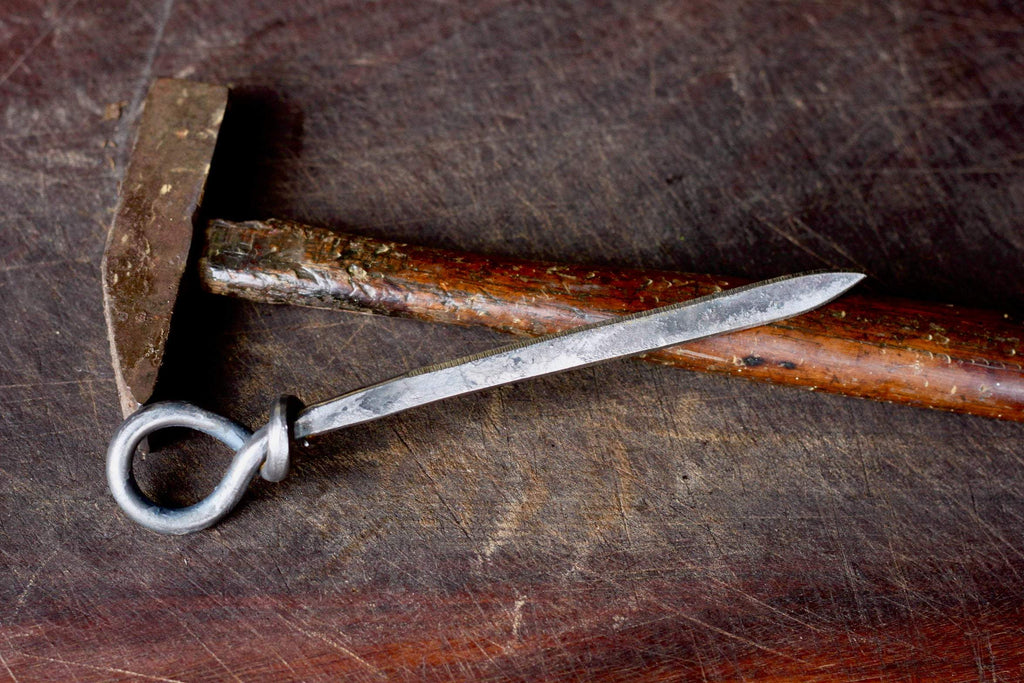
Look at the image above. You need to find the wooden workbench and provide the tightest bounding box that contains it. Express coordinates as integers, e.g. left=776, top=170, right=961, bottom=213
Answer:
left=2, top=1, right=1023, bottom=679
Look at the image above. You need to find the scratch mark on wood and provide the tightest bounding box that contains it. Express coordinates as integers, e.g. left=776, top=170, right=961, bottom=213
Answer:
left=581, top=565, right=814, bottom=666
left=0, top=0, right=82, bottom=89
left=0, top=379, right=109, bottom=391
left=478, top=441, right=547, bottom=561
left=18, top=654, right=184, bottom=682
left=510, top=594, right=527, bottom=638
left=12, top=550, right=57, bottom=615
left=274, top=613, right=386, bottom=679
left=0, top=649, right=20, bottom=683
left=708, top=577, right=827, bottom=635
left=416, top=459, right=472, bottom=539
left=113, top=0, right=176, bottom=172
left=177, top=619, right=243, bottom=683
left=481, top=496, right=526, bottom=560
left=0, top=258, right=92, bottom=275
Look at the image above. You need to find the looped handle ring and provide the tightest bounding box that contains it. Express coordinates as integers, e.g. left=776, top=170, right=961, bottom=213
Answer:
left=106, top=398, right=297, bottom=535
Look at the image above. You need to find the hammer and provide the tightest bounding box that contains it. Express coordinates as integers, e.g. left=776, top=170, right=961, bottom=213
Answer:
left=102, top=79, right=1024, bottom=422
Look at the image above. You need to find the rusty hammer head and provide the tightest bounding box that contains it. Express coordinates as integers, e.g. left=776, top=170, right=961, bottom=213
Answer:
left=101, top=80, right=228, bottom=417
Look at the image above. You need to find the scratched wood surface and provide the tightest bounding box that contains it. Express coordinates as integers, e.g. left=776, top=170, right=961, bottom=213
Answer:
left=2, top=1, right=1024, bottom=680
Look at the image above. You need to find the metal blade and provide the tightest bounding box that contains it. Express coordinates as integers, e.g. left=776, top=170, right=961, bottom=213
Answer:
left=102, top=80, right=228, bottom=417
left=293, top=271, right=864, bottom=439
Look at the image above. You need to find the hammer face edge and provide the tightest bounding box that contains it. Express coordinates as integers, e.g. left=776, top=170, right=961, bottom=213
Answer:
left=101, top=79, right=229, bottom=417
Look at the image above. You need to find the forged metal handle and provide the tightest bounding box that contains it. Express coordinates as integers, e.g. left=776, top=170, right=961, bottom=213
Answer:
left=106, top=399, right=292, bottom=535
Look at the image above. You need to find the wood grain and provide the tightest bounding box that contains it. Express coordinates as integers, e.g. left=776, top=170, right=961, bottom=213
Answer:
left=1, top=0, right=1023, bottom=680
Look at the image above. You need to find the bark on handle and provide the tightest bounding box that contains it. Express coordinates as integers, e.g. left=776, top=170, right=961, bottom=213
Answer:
left=199, top=218, right=1024, bottom=422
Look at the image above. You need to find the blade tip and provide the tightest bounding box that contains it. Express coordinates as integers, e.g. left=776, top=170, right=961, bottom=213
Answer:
left=813, top=271, right=866, bottom=301
left=832, top=270, right=866, bottom=285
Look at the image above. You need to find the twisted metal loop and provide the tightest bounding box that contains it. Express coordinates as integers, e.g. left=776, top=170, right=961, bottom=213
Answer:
left=105, top=399, right=296, bottom=534
left=261, top=395, right=302, bottom=482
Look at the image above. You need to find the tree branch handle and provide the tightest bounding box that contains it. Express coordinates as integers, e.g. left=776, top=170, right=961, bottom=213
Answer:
left=199, top=218, right=1024, bottom=422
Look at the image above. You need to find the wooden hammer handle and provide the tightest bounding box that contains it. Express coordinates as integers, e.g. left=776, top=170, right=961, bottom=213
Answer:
left=200, top=218, right=1024, bottom=422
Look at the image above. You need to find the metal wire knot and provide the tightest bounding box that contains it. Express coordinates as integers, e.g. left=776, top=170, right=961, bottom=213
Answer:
left=105, top=398, right=298, bottom=534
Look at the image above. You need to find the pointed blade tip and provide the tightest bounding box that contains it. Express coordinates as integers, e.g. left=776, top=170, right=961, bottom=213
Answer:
left=819, top=270, right=866, bottom=293
left=795, top=270, right=865, bottom=308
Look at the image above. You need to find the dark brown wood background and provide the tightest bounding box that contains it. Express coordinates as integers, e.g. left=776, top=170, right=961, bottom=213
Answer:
left=2, top=1, right=1023, bottom=680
